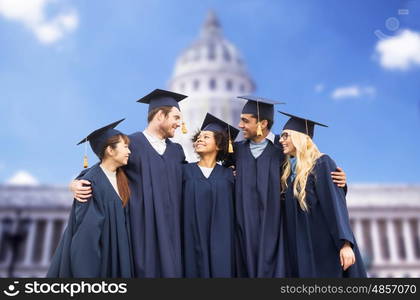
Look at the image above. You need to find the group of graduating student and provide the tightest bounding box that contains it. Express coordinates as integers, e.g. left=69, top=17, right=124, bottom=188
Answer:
left=47, top=88, right=367, bottom=278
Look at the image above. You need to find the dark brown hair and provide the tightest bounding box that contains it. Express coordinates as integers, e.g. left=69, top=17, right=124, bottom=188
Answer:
left=100, top=134, right=131, bottom=207
left=192, top=130, right=229, bottom=162
left=147, top=106, right=173, bottom=123
left=251, top=114, right=273, bottom=130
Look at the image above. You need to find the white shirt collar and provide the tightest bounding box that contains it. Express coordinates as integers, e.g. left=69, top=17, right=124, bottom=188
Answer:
left=143, top=130, right=166, bottom=144
left=266, top=131, right=275, bottom=144
left=143, top=129, right=167, bottom=155
left=99, top=164, right=116, bottom=176
left=248, top=131, right=275, bottom=145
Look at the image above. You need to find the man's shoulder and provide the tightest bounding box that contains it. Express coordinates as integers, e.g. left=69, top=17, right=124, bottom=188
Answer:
left=167, top=139, right=184, bottom=151
left=234, top=139, right=249, bottom=147
left=128, top=131, right=143, bottom=139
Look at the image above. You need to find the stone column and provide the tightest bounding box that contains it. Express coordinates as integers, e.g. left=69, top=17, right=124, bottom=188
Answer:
left=3, top=217, right=17, bottom=270
left=386, top=218, right=399, bottom=264
left=370, top=219, right=384, bottom=265
left=0, top=220, right=4, bottom=268
left=402, top=219, right=416, bottom=262
left=353, top=218, right=365, bottom=252
left=417, top=219, right=420, bottom=259
left=23, top=219, right=37, bottom=266
left=41, top=219, right=54, bottom=266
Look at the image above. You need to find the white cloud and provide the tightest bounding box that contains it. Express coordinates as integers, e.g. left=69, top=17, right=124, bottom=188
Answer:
left=314, top=83, right=325, bottom=93
left=7, top=170, right=39, bottom=186
left=331, top=85, right=376, bottom=100
left=375, top=29, right=420, bottom=70
left=0, top=0, right=78, bottom=45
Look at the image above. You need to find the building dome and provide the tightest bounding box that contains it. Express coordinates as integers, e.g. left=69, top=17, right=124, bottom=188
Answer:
left=168, top=11, right=255, bottom=162
left=171, top=11, right=252, bottom=85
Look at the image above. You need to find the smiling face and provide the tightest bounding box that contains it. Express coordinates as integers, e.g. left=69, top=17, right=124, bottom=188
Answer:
left=279, top=130, right=297, bottom=156
left=193, top=130, right=219, bottom=156
left=104, top=136, right=131, bottom=167
left=160, top=107, right=181, bottom=138
left=113, top=138, right=131, bottom=165
left=238, top=114, right=259, bottom=139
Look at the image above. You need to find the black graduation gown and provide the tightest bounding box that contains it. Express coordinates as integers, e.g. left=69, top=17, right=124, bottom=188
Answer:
left=124, top=132, right=185, bottom=277
left=230, top=137, right=287, bottom=277
left=283, top=155, right=367, bottom=278
left=182, top=163, right=235, bottom=278
left=47, top=164, right=133, bottom=278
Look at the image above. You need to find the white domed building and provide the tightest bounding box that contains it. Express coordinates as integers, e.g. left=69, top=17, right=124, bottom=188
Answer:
left=168, top=11, right=255, bottom=162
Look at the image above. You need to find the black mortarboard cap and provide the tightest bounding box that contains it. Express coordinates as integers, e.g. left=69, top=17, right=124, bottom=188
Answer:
left=279, top=111, right=327, bottom=138
left=238, top=95, right=285, bottom=121
left=137, top=89, right=187, bottom=113
left=77, top=119, right=125, bottom=158
left=200, top=113, right=240, bottom=141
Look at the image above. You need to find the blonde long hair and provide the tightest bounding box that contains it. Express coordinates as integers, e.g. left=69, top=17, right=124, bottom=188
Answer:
left=280, top=130, right=322, bottom=211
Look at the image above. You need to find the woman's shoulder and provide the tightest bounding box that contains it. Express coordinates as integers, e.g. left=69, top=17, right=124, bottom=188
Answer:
left=314, top=154, right=337, bottom=171
left=183, top=162, right=196, bottom=171
left=79, top=163, right=102, bottom=183
left=216, top=164, right=234, bottom=181
left=182, top=163, right=198, bottom=179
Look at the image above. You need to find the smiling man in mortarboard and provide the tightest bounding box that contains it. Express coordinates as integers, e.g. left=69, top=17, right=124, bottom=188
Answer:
left=70, top=89, right=188, bottom=278
left=226, top=95, right=347, bottom=278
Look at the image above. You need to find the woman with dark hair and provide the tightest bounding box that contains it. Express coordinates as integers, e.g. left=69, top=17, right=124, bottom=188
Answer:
left=278, top=112, right=366, bottom=278
left=47, top=119, right=134, bottom=278
left=183, top=113, right=239, bottom=278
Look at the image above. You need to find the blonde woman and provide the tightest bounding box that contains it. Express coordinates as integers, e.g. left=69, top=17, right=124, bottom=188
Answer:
left=278, top=112, right=366, bottom=278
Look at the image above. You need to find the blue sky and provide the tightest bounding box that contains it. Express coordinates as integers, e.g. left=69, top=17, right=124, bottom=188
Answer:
left=0, top=0, right=419, bottom=184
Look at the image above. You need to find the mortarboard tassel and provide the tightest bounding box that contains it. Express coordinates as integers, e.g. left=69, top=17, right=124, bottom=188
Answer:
left=83, top=155, right=88, bottom=168
left=228, top=139, right=234, bottom=153
left=256, top=122, right=263, bottom=136
left=256, top=98, right=263, bottom=136
left=83, top=137, right=88, bottom=168
left=181, top=120, right=188, bottom=134
left=227, top=123, right=234, bottom=153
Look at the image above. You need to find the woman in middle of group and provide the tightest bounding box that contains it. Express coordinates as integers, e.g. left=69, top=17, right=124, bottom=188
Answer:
left=182, top=113, right=240, bottom=278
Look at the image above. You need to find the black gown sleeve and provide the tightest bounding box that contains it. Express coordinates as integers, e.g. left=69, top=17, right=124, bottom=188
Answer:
left=222, top=142, right=237, bottom=168
left=75, top=168, right=90, bottom=180
left=314, top=156, right=355, bottom=250
left=69, top=186, right=105, bottom=277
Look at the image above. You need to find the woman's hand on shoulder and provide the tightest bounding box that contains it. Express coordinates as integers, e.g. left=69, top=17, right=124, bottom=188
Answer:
left=69, top=179, right=92, bottom=202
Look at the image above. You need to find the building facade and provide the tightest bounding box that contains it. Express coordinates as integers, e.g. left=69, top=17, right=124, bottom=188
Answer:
left=347, top=184, right=420, bottom=277
left=1, top=184, right=419, bottom=277
left=0, top=185, right=71, bottom=277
